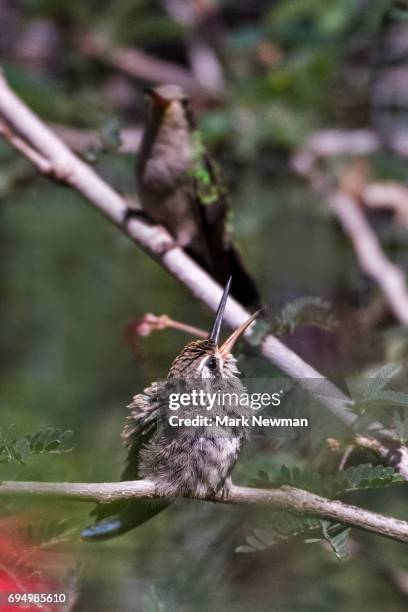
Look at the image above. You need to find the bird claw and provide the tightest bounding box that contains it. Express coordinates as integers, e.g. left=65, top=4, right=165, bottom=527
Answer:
left=218, top=479, right=232, bottom=500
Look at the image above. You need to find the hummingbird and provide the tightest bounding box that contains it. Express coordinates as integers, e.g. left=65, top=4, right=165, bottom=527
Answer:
left=135, top=84, right=263, bottom=311
left=81, top=278, right=259, bottom=541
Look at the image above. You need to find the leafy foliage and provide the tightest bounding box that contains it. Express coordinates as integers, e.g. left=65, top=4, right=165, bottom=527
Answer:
left=0, top=426, right=73, bottom=464
left=320, top=521, right=350, bottom=559
left=19, top=518, right=76, bottom=549
left=0, top=0, right=407, bottom=608
left=246, top=319, right=271, bottom=347
left=237, top=514, right=350, bottom=560
left=144, top=586, right=172, bottom=612
left=240, top=461, right=402, bottom=560
left=84, top=117, right=122, bottom=163
left=347, top=363, right=403, bottom=404
left=251, top=463, right=403, bottom=497
left=236, top=515, right=320, bottom=552
left=392, top=411, right=408, bottom=444
left=346, top=363, right=408, bottom=433
left=362, top=363, right=402, bottom=400
left=273, top=297, right=337, bottom=336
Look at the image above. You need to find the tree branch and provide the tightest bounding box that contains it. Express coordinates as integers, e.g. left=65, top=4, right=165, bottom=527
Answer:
left=0, top=68, right=407, bottom=480
left=292, top=129, right=382, bottom=177
left=293, top=131, right=408, bottom=325
left=50, top=123, right=142, bottom=154
left=330, top=191, right=408, bottom=325
left=0, top=479, right=406, bottom=543
left=292, top=127, right=408, bottom=178
left=363, top=182, right=408, bottom=226
left=160, top=0, right=225, bottom=94
left=79, top=32, right=220, bottom=101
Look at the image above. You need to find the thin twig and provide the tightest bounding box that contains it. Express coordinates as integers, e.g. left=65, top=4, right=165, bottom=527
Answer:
left=128, top=313, right=207, bottom=338
left=291, top=127, right=408, bottom=177
left=151, top=315, right=207, bottom=338
left=0, top=69, right=407, bottom=479
left=363, top=182, right=408, bottom=226
left=0, top=479, right=406, bottom=543
left=79, top=32, right=218, bottom=100
left=0, top=119, right=52, bottom=174
left=293, top=131, right=408, bottom=325
left=338, top=444, right=355, bottom=471
left=292, top=129, right=382, bottom=177
left=161, top=0, right=225, bottom=94
left=330, top=191, right=408, bottom=324
left=50, top=123, right=142, bottom=154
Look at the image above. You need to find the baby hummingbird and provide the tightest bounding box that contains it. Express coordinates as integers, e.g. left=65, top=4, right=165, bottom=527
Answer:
left=136, top=84, right=262, bottom=310
left=81, top=278, right=259, bottom=541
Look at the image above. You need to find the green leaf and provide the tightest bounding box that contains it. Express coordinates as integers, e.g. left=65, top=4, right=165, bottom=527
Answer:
left=20, top=518, right=75, bottom=548
left=12, top=438, right=31, bottom=463
left=362, top=363, right=402, bottom=401
left=274, top=297, right=337, bottom=336
left=100, top=117, right=122, bottom=152
left=346, top=363, right=408, bottom=430
left=237, top=513, right=351, bottom=560
left=392, top=412, right=408, bottom=444
left=246, top=319, right=271, bottom=347
left=250, top=463, right=403, bottom=497
left=0, top=427, right=74, bottom=465
left=237, top=512, right=351, bottom=560
left=144, top=586, right=168, bottom=612
left=236, top=512, right=321, bottom=554
left=320, top=521, right=350, bottom=560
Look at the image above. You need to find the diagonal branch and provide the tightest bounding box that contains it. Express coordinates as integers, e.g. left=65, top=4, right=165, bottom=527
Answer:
left=79, top=32, right=220, bottom=100
left=0, top=68, right=407, bottom=479
left=0, top=479, right=406, bottom=544
left=50, top=123, right=143, bottom=154
left=293, top=134, right=408, bottom=325
left=330, top=191, right=408, bottom=325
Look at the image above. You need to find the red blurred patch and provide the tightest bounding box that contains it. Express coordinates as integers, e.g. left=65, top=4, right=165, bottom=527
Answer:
left=0, top=515, right=76, bottom=611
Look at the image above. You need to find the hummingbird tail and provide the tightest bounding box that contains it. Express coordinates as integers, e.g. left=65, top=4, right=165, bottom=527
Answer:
left=80, top=499, right=169, bottom=542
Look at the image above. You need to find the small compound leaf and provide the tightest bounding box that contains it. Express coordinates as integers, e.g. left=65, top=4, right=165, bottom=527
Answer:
left=0, top=426, right=74, bottom=464
left=363, top=363, right=402, bottom=401
left=247, top=319, right=271, bottom=347
left=392, top=411, right=408, bottom=444
left=320, top=521, right=350, bottom=560
left=274, top=297, right=337, bottom=336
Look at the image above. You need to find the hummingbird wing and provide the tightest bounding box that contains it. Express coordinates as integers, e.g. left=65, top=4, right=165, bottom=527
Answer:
left=188, top=133, right=263, bottom=310
left=81, top=383, right=169, bottom=541
left=121, top=382, right=163, bottom=479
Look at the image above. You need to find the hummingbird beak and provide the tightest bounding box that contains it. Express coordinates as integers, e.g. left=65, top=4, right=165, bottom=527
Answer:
left=208, top=277, right=232, bottom=344
left=144, top=88, right=171, bottom=108
left=219, top=309, right=262, bottom=357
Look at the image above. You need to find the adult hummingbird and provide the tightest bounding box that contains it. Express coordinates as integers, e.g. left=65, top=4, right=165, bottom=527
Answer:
left=81, top=278, right=259, bottom=541
left=136, top=84, right=262, bottom=310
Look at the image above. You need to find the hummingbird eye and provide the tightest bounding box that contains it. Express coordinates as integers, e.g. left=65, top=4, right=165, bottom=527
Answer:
left=207, top=357, right=218, bottom=371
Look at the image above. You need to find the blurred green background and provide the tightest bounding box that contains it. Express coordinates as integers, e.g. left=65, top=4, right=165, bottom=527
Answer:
left=0, top=1, right=407, bottom=610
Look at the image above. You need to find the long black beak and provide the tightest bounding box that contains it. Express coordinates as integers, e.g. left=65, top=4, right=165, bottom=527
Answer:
left=208, top=277, right=232, bottom=344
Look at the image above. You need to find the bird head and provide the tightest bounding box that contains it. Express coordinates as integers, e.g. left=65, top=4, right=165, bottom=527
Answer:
left=145, top=84, right=188, bottom=107
left=144, top=84, right=193, bottom=128
left=168, top=278, right=261, bottom=380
